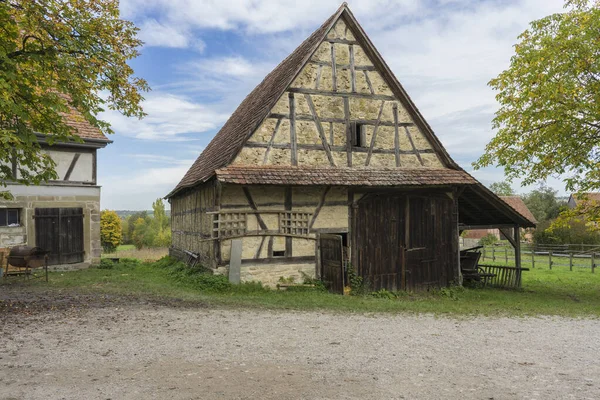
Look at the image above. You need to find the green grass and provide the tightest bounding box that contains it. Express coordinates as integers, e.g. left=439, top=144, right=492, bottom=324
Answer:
left=3, top=257, right=600, bottom=317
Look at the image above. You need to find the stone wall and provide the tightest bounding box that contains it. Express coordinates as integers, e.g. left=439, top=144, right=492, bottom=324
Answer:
left=240, top=262, right=316, bottom=287
left=1, top=184, right=101, bottom=265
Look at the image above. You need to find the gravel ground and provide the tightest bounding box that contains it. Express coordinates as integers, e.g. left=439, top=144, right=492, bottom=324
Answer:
left=0, top=291, right=599, bottom=400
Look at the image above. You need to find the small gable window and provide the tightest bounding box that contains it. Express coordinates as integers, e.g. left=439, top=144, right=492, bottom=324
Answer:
left=350, top=123, right=366, bottom=148
left=0, top=208, right=20, bottom=227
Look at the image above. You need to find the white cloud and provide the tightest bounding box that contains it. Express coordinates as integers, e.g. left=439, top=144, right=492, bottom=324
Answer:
left=100, top=92, right=229, bottom=141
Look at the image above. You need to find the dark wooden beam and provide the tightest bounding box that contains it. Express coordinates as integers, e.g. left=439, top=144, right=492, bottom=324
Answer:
left=288, top=93, right=297, bottom=166
left=285, top=187, right=292, bottom=257
left=344, top=97, right=352, bottom=166
left=242, top=187, right=268, bottom=230
left=364, top=70, right=374, bottom=95
left=326, top=38, right=359, bottom=45
left=365, top=100, right=385, bottom=166
left=307, top=60, right=377, bottom=71
left=393, top=104, right=401, bottom=167
left=315, top=64, right=323, bottom=90
left=263, top=118, right=282, bottom=165
left=330, top=43, right=337, bottom=92
left=241, top=256, right=315, bottom=265
left=305, top=94, right=336, bottom=166
left=309, top=186, right=331, bottom=229
left=287, top=87, right=396, bottom=101
left=63, top=153, right=81, bottom=181
left=244, top=141, right=435, bottom=155
left=403, top=126, right=424, bottom=166
left=268, top=112, right=413, bottom=128
left=349, top=44, right=356, bottom=93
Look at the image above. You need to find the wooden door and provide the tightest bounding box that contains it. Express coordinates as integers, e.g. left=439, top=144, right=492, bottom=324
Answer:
left=35, top=208, right=84, bottom=265
left=354, top=193, right=406, bottom=291
left=354, top=192, right=455, bottom=291
left=319, top=234, right=345, bottom=294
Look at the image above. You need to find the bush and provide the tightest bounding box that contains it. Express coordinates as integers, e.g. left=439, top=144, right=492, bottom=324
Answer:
left=100, top=210, right=122, bottom=253
left=479, top=233, right=498, bottom=246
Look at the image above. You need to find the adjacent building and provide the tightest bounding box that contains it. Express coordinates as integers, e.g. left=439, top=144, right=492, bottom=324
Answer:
left=0, top=108, right=111, bottom=266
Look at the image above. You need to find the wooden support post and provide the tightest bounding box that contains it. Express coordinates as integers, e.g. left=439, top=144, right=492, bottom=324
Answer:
left=549, top=250, right=553, bottom=270
left=592, top=253, right=595, bottom=273
left=514, top=226, right=521, bottom=287
left=569, top=252, right=573, bottom=271
left=504, top=247, right=508, bottom=264
left=482, top=247, right=486, bottom=261
left=531, top=249, right=535, bottom=269
left=492, top=247, right=495, bottom=262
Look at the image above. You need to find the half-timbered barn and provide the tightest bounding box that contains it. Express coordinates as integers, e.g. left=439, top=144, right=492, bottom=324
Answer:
left=167, top=3, right=535, bottom=291
left=0, top=107, right=110, bottom=266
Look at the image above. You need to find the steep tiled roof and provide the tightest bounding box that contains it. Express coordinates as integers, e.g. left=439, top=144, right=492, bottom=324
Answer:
left=216, top=166, right=477, bottom=186
left=167, top=6, right=344, bottom=197
left=62, top=106, right=107, bottom=141
left=499, top=196, right=537, bottom=225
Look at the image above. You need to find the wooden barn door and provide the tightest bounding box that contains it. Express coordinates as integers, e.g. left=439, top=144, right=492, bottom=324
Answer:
left=319, top=234, right=345, bottom=294
left=35, top=208, right=84, bottom=265
left=354, top=192, right=455, bottom=291
left=354, top=194, right=406, bottom=291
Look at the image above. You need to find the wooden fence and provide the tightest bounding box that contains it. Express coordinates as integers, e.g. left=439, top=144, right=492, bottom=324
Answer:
left=481, top=245, right=597, bottom=273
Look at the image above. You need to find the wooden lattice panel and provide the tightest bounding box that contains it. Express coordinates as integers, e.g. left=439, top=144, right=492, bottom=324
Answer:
left=213, top=213, right=247, bottom=238
left=279, top=212, right=311, bottom=236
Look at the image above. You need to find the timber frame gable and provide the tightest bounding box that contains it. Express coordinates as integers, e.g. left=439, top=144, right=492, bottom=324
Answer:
left=168, top=3, right=459, bottom=198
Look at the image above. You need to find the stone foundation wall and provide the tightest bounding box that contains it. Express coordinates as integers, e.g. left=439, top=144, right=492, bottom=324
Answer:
left=240, top=262, right=316, bottom=287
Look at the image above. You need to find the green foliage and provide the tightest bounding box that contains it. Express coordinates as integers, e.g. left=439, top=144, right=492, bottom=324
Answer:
left=100, top=210, right=122, bottom=253
left=154, top=257, right=266, bottom=294
left=489, top=181, right=515, bottom=196
left=346, top=263, right=370, bottom=296
left=523, top=185, right=566, bottom=223
left=435, top=285, right=466, bottom=300
left=121, top=200, right=171, bottom=250
left=533, top=219, right=600, bottom=245
left=123, top=211, right=147, bottom=244
left=278, top=276, right=296, bottom=284
left=0, top=0, right=148, bottom=198
left=479, top=233, right=498, bottom=246
left=475, top=1, right=600, bottom=203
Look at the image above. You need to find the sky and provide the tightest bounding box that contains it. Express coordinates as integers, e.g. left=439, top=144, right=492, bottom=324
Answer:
left=98, top=0, right=567, bottom=210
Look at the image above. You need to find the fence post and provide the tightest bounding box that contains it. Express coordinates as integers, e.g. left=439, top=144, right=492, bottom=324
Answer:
left=592, top=253, right=595, bottom=273
left=549, top=250, right=552, bottom=270
left=569, top=252, right=573, bottom=271
left=531, top=249, right=535, bottom=269
left=505, top=247, right=508, bottom=264
left=483, top=247, right=486, bottom=261
left=492, top=247, right=496, bottom=262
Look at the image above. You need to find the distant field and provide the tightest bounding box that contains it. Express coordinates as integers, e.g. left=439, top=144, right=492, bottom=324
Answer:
left=102, top=245, right=168, bottom=261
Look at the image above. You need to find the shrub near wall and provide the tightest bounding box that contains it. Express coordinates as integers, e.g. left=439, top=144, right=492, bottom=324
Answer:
left=100, top=210, right=123, bottom=253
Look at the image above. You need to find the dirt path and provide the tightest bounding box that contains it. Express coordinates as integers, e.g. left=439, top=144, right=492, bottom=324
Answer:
left=0, top=291, right=599, bottom=399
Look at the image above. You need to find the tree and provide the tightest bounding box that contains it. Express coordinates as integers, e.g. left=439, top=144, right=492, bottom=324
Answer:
left=533, top=219, right=600, bottom=245
left=0, top=0, right=148, bottom=198
left=132, top=216, right=155, bottom=250
left=100, top=210, right=122, bottom=253
left=474, top=1, right=600, bottom=220
left=522, top=185, right=566, bottom=223
left=489, top=181, right=515, bottom=196
left=125, top=211, right=147, bottom=244
left=151, top=198, right=171, bottom=247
